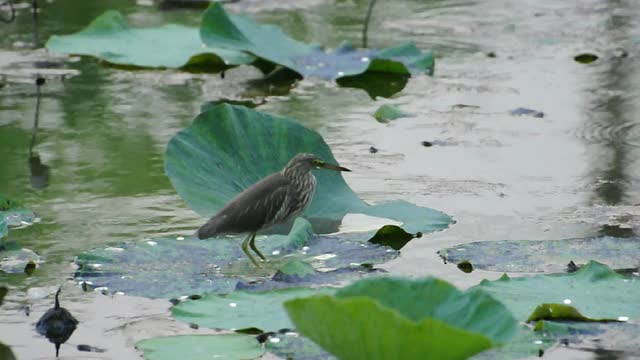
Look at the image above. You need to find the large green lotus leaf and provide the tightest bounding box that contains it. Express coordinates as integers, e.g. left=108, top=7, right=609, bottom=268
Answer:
left=200, top=3, right=434, bottom=80
left=173, top=287, right=333, bottom=332
left=136, top=334, right=264, bottom=360
left=165, top=104, right=452, bottom=234
left=334, top=277, right=517, bottom=344
left=475, top=261, right=640, bottom=321
left=74, top=218, right=397, bottom=298
left=439, top=236, right=640, bottom=273
left=0, top=195, right=36, bottom=228
left=284, top=277, right=516, bottom=360
left=46, top=11, right=254, bottom=71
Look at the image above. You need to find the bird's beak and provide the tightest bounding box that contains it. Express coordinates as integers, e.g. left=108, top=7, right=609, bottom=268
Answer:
left=321, top=162, right=351, bottom=172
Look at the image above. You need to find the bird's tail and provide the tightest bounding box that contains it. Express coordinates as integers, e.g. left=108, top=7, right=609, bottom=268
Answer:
left=197, top=217, right=223, bottom=239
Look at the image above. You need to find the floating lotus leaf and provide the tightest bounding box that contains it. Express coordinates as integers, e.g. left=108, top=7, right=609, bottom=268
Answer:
left=172, top=287, right=333, bottom=332
left=200, top=4, right=433, bottom=80
left=284, top=277, right=517, bottom=360
left=0, top=196, right=35, bottom=228
left=0, top=241, right=40, bottom=274
left=439, top=236, right=640, bottom=273
left=74, top=218, right=397, bottom=298
left=46, top=10, right=255, bottom=71
left=373, top=104, right=410, bottom=123
left=527, top=303, right=618, bottom=322
left=474, top=261, right=640, bottom=321
left=534, top=321, right=640, bottom=354
left=165, top=104, right=452, bottom=234
left=136, top=334, right=264, bottom=360
left=46, top=4, right=434, bottom=80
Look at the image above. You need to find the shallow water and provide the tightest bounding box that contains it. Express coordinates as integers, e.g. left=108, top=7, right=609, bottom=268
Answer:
left=1, top=0, right=640, bottom=359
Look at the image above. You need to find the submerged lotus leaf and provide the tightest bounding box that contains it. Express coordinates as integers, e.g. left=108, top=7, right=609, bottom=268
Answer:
left=284, top=277, right=517, bottom=360
left=173, top=287, right=333, bottom=332
left=46, top=10, right=254, bottom=71
left=475, top=261, right=640, bottom=321
left=0, top=241, right=40, bottom=274
left=373, top=104, right=410, bottom=123
left=0, top=195, right=35, bottom=228
left=165, top=104, right=452, bottom=235
left=534, top=321, right=640, bottom=353
left=200, top=4, right=434, bottom=80
left=265, top=334, right=332, bottom=360
left=136, top=334, right=264, bottom=360
left=74, top=219, right=397, bottom=298
left=439, top=236, right=640, bottom=273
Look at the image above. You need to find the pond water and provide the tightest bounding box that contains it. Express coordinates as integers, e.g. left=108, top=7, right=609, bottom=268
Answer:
left=1, top=0, right=640, bottom=358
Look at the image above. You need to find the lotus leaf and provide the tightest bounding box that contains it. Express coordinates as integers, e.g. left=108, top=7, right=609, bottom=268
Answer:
left=368, top=224, right=419, bottom=250
left=439, top=236, right=640, bottom=272
left=373, top=104, right=410, bottom=123
left=284, top=277, right=517, bottom=360
left=200, top=4, right=434, bottom=80
left=0, top=241, right=40, bottom=274
left=165, top=104, right=452, bottom=234
left=46, top=5, right=434, bottom=80
left=136, top=334, right=264, bottom=360
left=475, top=261, right=640, bottom=321
left=172, top=287, right=333, bottom=332
left=534, top=321, right=640, bottom=352
left=0, top=196, right=35, bottom=228
left=74, top=220, right=396, bottom=298
left=46, top=10, right=255, bottom=71
left=527, top=303, right=618, bottom=322
left=0, top=342, right=16, bottom=360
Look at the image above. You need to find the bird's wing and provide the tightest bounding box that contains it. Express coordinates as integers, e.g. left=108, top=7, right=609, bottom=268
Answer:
left=198, top=173, right=292, bottom=237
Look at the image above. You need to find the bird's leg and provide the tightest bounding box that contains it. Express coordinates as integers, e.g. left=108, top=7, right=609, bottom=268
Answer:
left=248, top=232, right=266, bottom=261
left=241, top=233, right=260, bottom=267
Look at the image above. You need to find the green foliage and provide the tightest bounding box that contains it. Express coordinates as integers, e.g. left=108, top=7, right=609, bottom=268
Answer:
left=476, top=261, right=640, bottom=321
left=527, top=303, right=620, bottom=322
left=46, top=4, right=434, bottom=80
left=74, top=217, right=399, bottom=298
left=368, top=225, right=420, bottom=250
left=46, top=11, right=254, bottom=71
left=284, top=277, right=517, bottom=360
left=574, top=53, right=598, bottom=64
left=172, top=287, right=333, bottom=332
left=136, top=334, right=264, bottom=360
left=373, top=104, right=410, bottom=123
left=439, top=236, right=640, bottom=272
left=0, top=342, right=16, bottom=360
left=165, top=104, right=453, bottom=234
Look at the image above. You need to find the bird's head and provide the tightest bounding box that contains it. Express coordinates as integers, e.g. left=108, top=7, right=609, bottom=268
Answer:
left=283, top=153, right=351, bottom=177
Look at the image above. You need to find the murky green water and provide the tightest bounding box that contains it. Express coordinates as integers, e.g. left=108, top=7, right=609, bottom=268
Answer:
left=2, top=0, right=640, bottom=358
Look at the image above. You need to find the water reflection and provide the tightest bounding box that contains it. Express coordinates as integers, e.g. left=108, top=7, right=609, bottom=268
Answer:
left=585, top=1, right=640, bottom=224
left=29, top=77, right=49, bottom=189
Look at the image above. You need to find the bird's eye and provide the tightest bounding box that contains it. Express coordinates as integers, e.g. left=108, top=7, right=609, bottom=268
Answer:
left=312, top=159, right=323, bottom=167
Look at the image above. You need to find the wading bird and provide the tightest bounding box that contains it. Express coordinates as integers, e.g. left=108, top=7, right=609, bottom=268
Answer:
left=197, top=153, right=350, bottom=266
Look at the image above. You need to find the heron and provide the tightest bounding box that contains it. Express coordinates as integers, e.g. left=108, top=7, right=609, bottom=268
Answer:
left=197, top=153, right=351, bottom=267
